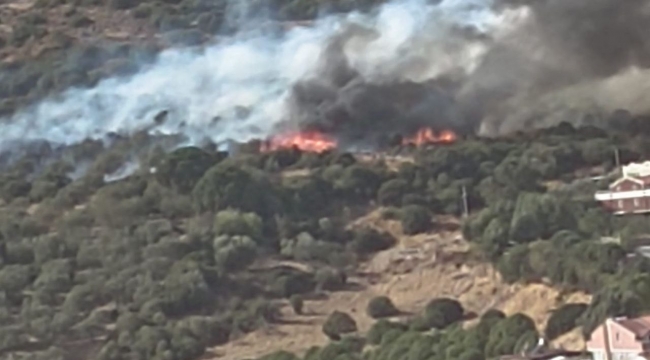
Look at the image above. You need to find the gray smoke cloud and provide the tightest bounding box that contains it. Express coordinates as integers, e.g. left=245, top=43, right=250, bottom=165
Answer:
left=0, top=0, right=649, bottom=151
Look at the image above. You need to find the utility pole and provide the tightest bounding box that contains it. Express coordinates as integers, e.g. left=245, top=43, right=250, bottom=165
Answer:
left=614, top=146, right=621, bottom=175
left=461, top=185, right=469, bottom=218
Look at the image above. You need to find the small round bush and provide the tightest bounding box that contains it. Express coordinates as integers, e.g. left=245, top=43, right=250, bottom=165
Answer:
left=424, top=298, right=464, bottom=329
left=401, top=205, right=432, bottom=235
left=350, top=228, right=395, bottom=255
left=109, top=0, right=137, bottom=10
left=322, top=311, right=357, bottom=340
left=315, top=268, right=346, bottom=291
left=366, top=296, right=399, bottom=319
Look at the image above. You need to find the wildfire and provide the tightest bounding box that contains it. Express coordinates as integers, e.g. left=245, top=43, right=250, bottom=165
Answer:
left=402, top=128, right=458, bottom=146
left=261, top=131, right=337, bottom=153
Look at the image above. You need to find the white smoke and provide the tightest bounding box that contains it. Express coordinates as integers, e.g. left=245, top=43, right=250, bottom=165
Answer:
left=0, top=0, right=501, bottom=148
left=103, top=160, right=141, bottom=183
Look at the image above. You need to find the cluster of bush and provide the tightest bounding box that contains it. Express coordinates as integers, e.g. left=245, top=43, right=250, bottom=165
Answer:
left=258, top=296, right=572, bottom=360
left=0, top=132, right=438, bottom=358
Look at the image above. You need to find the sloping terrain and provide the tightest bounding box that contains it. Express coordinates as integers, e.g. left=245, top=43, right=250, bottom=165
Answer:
left=210, top=209, right=591, bottom=360
left=0, top=0, right=157, bottom=62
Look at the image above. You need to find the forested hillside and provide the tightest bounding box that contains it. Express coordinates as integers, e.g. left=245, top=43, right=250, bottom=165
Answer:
left=0, top=118, right=650, bottom=360
left=1, top=0, right=650, bottom=360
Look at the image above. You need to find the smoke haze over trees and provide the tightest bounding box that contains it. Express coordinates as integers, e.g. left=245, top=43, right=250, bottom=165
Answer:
left=1, top=0, right=650, bottom=152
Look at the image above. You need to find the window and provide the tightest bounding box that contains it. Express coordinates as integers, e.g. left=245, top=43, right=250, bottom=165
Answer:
left=618, top=200, right=624, bottom=208
left=635, top=198, right=640, bottom=207
left=616, top=332, right=620, bottom=341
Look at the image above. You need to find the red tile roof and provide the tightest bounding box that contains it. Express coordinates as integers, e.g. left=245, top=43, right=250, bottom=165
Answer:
left=616, top=316, right=650, bottom=338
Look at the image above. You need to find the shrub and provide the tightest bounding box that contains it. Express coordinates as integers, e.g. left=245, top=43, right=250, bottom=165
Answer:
left=380, top=207, right=401, bottom=220
left=401, top=205, right=432, bottom=235
left=270, top=271, right=316, bottom=298
left=315, top=268, right=346, bottom=291
left=213, top=235, right=257, bottom=272
left=349, top=228, right=395, bottom=255
left=486, top=313, right=537, bottom=357
left=258, top=351, right=299, bottom=360
left=458, top=349, right=483, bottom=360
left=322, top=311, right=357, bottom=340
left=367, top=296, right=399, bottom=319
left=156, top=146, right=219, bottom=194
left=132, top=3, right=154, bottom=18
left=545, top=303, right=587, bottom=340
left=70, top=15, right=93, bottom=28
left=109, top=0, right=137, bottom=9
left=378, top=179, right=410, bottom=206
left=481, top=309, right=506, bottom=322
left=213, top=209, right=263, bottom=242
left=367, top=320, right=407, bottom=345
left=290, top=295, right=304, bottom=315
left=423, top=298, right=464, bottom=329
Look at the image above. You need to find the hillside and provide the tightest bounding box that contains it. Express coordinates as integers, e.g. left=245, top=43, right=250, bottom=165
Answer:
left=212, top=210, right=590, bottom=359
left=2, top=1, right=650, bottom=360
left=1, top=122, right=650, bottom=360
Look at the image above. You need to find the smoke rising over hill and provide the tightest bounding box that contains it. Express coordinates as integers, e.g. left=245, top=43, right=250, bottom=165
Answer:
left=0, top=0, right=649, bottom=149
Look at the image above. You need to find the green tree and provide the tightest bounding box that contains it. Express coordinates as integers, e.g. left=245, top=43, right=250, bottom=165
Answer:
left=156, top=146, right=220, bottom=194
left=193, top=161, right=281, bottom=217
left=349, top=228, right=395, bottom=255
left=423, top=298, right=464, bottom=329
left=213, top=209, right=263, bottom=242
left=401, top=205, right=432, bottom=235
left=378, top=179, right=410, bottom=206
left=545, top=303, right=587, bottom=340
left=486, top=313, right=537, bottom=357
left=213, top=235, right=257, bottom=272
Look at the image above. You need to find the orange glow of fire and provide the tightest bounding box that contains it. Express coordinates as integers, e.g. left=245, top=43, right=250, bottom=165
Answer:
left=261, top=131, right=337, bottom=153
left=402, top=128, right=458, bottom=146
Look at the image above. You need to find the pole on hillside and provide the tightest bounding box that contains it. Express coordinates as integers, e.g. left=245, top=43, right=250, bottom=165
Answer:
left=461, top=186, right=469, bottom=218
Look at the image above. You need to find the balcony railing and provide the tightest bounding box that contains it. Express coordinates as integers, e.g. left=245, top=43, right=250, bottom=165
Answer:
left=595, top=189, right=650, bottom=201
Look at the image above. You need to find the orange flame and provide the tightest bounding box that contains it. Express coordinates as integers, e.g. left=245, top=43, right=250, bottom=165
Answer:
left=261, top=131, right=337, bottom=153
left=402, top=128, right=458, bottom=146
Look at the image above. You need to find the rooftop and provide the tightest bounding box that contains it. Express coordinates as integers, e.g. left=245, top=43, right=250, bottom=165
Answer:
left=623, top=161, right=650, bottom=178
left=614, top=316, right=650, bottom=339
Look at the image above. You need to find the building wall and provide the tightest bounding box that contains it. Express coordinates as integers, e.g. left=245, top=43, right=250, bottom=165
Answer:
left=608, top=321, right=644, bottom=352
left=613, top=179, right=644, bottom=192
left=597, top=177, right=650, bottom=214
left=588, top=320, right=645, bottom=360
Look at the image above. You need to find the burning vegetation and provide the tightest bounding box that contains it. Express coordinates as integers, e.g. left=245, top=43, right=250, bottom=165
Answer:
left=402, top=128, right=458, bottom=146
left=260, top=131, right=337, bottom=153
left=258, top=127, right=458, bottom=154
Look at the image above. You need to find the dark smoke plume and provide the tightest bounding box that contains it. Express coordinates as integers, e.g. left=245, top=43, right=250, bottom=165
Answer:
left=2, top=0, right=650, bottom=149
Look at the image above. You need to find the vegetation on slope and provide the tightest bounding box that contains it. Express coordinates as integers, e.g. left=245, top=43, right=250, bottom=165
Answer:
left=0, top=119, right=649, bottom=360
left=0, top=0, right=389, bottom=116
